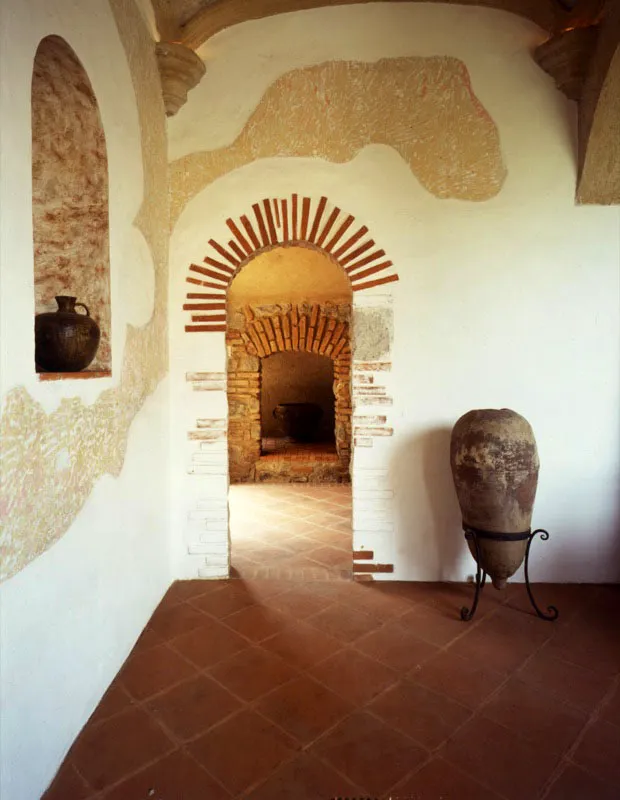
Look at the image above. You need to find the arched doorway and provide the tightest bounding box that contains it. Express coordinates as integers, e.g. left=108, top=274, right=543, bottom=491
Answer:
left=226, top=245, right=353, bottom=579
left=179, top=193, right=399, bottom=582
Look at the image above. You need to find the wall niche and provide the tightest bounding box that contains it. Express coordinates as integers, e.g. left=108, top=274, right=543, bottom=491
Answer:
left=31, top=35, right=111, bottom=376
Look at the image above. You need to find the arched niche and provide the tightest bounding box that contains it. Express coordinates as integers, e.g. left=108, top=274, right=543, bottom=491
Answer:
left=226, top=245, right=353, bottom=483
left=31, top=35, right=111, bottom=375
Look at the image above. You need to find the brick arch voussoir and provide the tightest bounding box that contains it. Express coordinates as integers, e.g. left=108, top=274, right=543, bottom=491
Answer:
left=183, top=192, right=399, bottom=333
left=237, top=305, right=350, bottom=361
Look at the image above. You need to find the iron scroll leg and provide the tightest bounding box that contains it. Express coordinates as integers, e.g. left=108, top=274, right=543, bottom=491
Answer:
left=524, top=529, right=559, bottom=621
left=461, top=530, right=487, bottom=621
left=461, top=526, right=559, bottom=623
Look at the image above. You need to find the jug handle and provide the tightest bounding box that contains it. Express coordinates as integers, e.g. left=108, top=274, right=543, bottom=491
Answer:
left=75, top=303, right=90, bottom=317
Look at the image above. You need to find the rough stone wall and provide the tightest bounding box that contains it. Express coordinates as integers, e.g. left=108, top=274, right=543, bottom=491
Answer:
left=32, top=36, right=111, bottom=370
left=227, top=302, right=351, bottom=482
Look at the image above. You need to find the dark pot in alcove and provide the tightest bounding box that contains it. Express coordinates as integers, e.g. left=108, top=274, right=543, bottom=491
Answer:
left=35, top=296, right=101, bottom=372
left=273, top=403, right=323, bottom=442
left=450, top=408, right=540, bottom=590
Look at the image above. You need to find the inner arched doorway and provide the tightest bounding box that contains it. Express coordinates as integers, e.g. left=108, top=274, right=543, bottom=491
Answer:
left=226, top=244, right=353, bottom=579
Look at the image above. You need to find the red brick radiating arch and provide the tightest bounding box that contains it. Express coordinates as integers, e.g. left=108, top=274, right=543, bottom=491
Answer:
left=182, top=193, right=399, bottom=332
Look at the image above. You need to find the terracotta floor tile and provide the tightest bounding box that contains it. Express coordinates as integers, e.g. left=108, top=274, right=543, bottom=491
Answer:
left=147, top=674, right=242, bottom=740
left=119, top=644, right=196, bottom=701
left=310, top=648, right=398, bottom=705
left=572, top=718, right=620, bottom=787
left=394, top=757, right=504, bottom=800
left=44, top=567, right=619, bottom=800
left=546, top=617, right=620, bottom=677
left=233, top=578, right=294, bottom=600
left=448, top=605, right=552, bottom=673
left=441, top=716, right=561, bottom=800
left=42, top=763, right=91, bottom=800
left=70, top=707, right=174, bottom=792
left=306, top=545, right=351, bottom=568
left=259, top=621, right=344, bottom=669
left=244, top=752, right=361, bottom=800
left=369, top=679, right=472, bottom=749
left=101, top=750, right=230, bottom=799
left=130, top=625, right=164, bottom=654
left=209, top=646, right=298, bottom=701
left=311, top=710, right=426, bottom=795
left=170, top=618, right=250, bottom=668
left=190, top=582, right=258, bottom=619
left=421, top=581, right=506, bottom=617
left=188, top=709, right=300, bottom=795
left=267, top=587, right=335, bottom=619
left=412, top=649, right=505, bottom=709
left=305, top=603, right=382, bottom=643
left=355, top=619, right=440, bottom=672
left=257, top=675, right=353, bottom=743
left=517, top=645, right=614, bottom=714
left=602, top=681, right=620, bottom=726
left=162, top=578, right=227, bottom=606
left=483, top=677, right=586, bottom=756
left=398, top=602, right=469, bottom=647
left=223, top=604, right=290, bottom=642
left=148, top=602, right=210, bottom=640
left=339, top=583, right=421, bottom=619
left=544, top=763, right=620, bottom=800
left=277, top=536, right=325, bottom=556
left=503, top=582, right=589, bottom=621
left=88, top=681, right=133, bottom=726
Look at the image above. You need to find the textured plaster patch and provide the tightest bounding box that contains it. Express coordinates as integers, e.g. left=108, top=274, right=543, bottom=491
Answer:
left=353, top=307, right=393, bottom=361
left=0, top=0, right=168, bottom=583
left=170, top=56, right=506, bottom=227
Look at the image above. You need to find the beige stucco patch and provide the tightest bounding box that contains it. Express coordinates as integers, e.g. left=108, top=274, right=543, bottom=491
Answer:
left=170, top=56, right=506, bottom=227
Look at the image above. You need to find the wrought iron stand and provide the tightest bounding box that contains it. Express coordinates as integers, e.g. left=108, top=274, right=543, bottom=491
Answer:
left=461, top=526, right=559, bottom=622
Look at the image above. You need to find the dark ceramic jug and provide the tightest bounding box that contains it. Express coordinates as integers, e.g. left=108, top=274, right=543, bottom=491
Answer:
left=450, top=408, right=540, bottom=589
left=273, top=402, right=323, bottom=442
left=35, top=296, right=101, bottom=372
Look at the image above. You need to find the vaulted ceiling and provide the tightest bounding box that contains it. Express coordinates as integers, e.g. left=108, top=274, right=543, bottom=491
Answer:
left=152, top=0, right=618, bottom=205
left=151, top=0, right=605, bottom=47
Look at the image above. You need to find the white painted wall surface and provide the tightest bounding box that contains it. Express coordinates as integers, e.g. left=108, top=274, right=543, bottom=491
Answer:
left=0, top=379, right=170, bottom=800
left=0, top=1, right=170, bottom=798
left=169, top=5, right=620, bottom=583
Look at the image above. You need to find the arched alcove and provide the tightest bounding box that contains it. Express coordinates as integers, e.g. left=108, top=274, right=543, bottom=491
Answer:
left=32, top=35, right=111, bottom=375
left=227, top=244, right=352, bottom=483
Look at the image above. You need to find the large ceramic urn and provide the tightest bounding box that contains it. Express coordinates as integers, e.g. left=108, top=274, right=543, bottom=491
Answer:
left=35, top=296, right=101, bottom=372
left=450, top=409, right=539, bottom=589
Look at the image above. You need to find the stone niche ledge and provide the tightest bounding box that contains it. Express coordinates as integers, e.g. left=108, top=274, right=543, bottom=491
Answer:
left=38, top=370, right=112, bottom=381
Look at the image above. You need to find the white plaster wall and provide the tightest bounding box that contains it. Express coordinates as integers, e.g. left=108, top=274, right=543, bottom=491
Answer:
left=0, top=379, right=169, bottom=800
left=0, top=1, right=171, bottom=798
left=169, top=4, right=620, bottom=583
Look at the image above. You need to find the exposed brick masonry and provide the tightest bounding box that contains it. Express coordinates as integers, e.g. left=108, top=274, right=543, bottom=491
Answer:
left=183, top=194, right=399, bottom=333
left=227, top=303, right=351, bottom=483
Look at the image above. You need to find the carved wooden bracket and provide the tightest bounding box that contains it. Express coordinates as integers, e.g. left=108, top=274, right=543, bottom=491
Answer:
left=155, top=41, right=206, bottom=117
left=534, top=25, right=599, bottom=100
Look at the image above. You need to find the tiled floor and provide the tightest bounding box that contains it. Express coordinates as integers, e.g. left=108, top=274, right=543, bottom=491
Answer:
left=45, top=578, right=620, bottom=799
left=229, top=483, right=352, bottom=580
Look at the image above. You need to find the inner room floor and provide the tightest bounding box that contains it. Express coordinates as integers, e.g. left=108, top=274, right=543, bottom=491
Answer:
left=44, top=581, right=620, bottom=800
left=229, top=482, right=352, bottom=580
